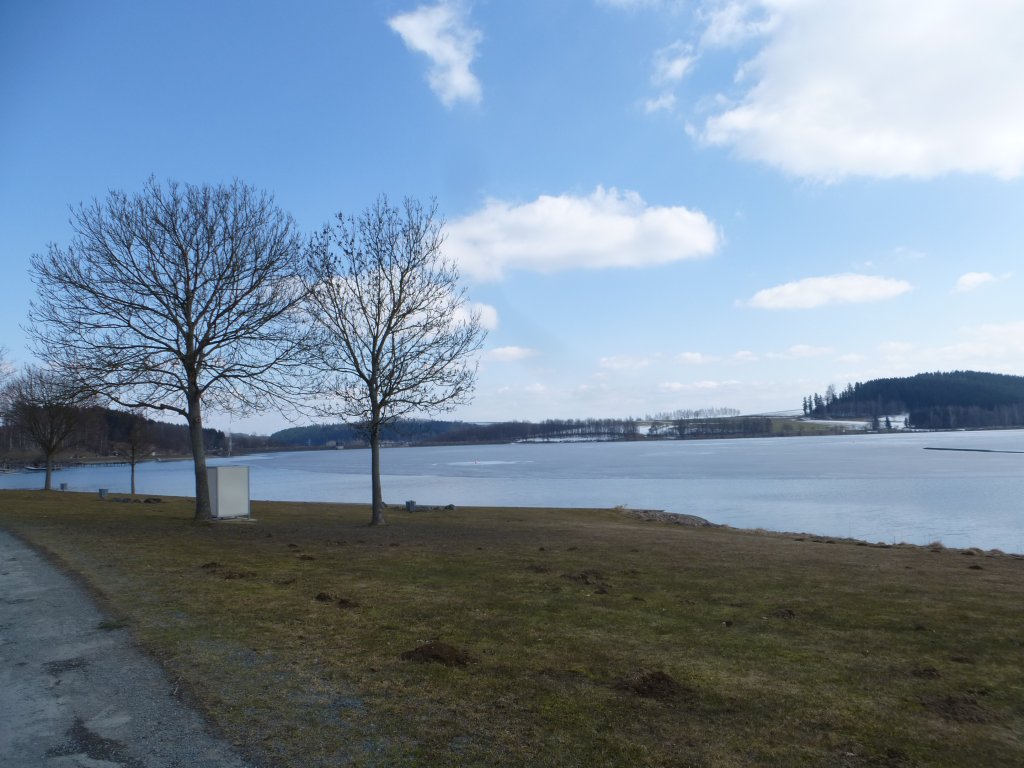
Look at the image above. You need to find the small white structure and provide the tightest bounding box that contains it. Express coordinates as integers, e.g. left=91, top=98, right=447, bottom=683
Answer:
left=208, top=465, right=250, bottom=519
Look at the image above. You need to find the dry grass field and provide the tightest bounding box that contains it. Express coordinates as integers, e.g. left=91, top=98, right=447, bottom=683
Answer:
left=1, top=490, right=1022, bottom=767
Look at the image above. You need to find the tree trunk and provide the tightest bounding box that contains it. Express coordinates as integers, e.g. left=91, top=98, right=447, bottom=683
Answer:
left=44, top=453, right=53, bottom=491
left=187, top=395, right=213, bottom=522
left=130, top=457, right=136, bottom=496
left=369, top=421, right=385, bottom=526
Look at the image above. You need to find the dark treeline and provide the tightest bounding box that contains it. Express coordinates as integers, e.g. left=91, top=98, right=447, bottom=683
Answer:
left=802, top=370, right=1024, bottom=428
left=271, top=418, right=641, bottom=446
left=1, top=405, right=273, bottom=462
left=422, top=418, right=642, bottom=443
left=271, top=420, right=465, bottom=447
left=271, top=414, right=780, bottom=447
left=649, top=415, right=773, bottom=438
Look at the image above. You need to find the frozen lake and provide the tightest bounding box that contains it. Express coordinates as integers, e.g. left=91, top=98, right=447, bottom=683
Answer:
left=4, top=430, right=1023, bottom=552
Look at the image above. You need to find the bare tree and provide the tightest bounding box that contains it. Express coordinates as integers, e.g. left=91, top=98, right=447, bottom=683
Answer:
left=0, top=347, right=10, bottom=459
left=305, top=196, right=486, bottom=525
left=28, top=178, right=309, bottom=521
left=2, top=367, right=91, bottom=490
left=118, top=410, right=152, bottom=496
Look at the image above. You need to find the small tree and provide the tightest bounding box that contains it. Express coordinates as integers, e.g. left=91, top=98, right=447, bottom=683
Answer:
left=305, top=196, right=486, bottom=525
left=2, top=367, right=91, bottom=490
left=117, top=410, right=152, bottom=496
left=28, top=178, right=310, bottom=521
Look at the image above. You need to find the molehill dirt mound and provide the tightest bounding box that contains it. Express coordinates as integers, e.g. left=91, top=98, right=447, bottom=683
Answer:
left=400, top=640, right=474, bottom=667
left=616, top=670, right=690, bottom=701
left=198, top=561, right=256, bottom=579
left=314, top=592, right=359, bottom=608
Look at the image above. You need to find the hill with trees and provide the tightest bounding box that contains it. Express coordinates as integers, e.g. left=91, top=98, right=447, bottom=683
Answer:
left=803, top=371, right=1024, bottom=428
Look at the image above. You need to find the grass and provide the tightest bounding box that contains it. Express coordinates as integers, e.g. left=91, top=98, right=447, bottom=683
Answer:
left=2, top=490, right=1022, bottom=767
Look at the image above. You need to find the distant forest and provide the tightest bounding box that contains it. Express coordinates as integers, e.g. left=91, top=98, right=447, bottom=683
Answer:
left=272, top=419, right=641, bottom=446
left=1, top=405, right=275, bottom=462
left=803, top=370, right=1024, bottom=429
left=270, top=413, right=780, bottom=448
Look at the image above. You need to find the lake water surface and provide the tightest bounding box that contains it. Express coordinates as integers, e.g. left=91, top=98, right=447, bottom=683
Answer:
left=4, top=430, right=1023, bottom=552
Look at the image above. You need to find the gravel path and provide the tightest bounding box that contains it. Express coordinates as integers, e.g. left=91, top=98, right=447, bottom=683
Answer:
left=0, top=529, right=254, bottom=767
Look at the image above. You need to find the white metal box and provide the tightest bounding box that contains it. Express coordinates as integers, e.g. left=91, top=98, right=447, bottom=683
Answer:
left=208, top=465, right=250, bottom=519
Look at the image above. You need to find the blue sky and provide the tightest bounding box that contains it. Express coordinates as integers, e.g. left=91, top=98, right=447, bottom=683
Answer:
left=2, top=0, right=1023, bottom=433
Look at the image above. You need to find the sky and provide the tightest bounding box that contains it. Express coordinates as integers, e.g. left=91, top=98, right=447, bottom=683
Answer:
left=2, top=0, right=1024, bottom=434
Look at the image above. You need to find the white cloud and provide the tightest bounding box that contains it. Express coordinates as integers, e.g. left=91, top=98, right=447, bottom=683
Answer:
left=486, top=346, right=536, bottom=362
left=953, top=272, right=1002, bottom=293
left=388, top=2, right=482, bottom=107
left=652, top=41, right=695, bottom=85
left=699, top=1, right=776, bottom=48
left=473, top=302, right=499, bottom=330
left=891, top=246, right=927, bottom=261
left=732, top=350, right=757, bottom=361
left=748, top=273, right=912, bottom=309
left=954, top=272, right=995, bottom=293
left=676, top=351, right=715, bottom=364
left=933, top=321, right=1024, bottom=367
left=644, top=42, right=695, bottom=114
left=875, top=322, right=1024, bottom=372
left=700, top=1, right=1024, bottom=180
left=448, top=186, right=719, bottom=281
left=524, top=383, right=547, bottom=394
left=877, top=341, right=915, bottom=361
left=453, top=301, right=498, bottom=330
left=659, top=379, right=739, bottom=392
left=599, top=0, right=670, bottom=9
left=766, top=344, right=833, bottom=360
left=644, top=93, right=677, bottom=114
left=599, top=355, right=652, bottom=372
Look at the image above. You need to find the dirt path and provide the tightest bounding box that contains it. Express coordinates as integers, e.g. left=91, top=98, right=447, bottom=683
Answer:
left=0, top=529, right=253, bottom=767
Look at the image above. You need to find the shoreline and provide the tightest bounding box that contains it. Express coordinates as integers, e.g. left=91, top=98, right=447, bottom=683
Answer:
left=613, top=506, right=1024, bottom=558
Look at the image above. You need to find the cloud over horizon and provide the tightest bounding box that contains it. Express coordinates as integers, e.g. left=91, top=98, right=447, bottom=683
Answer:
left=447, top=187, right=719, bottom=281
left=389, top=1, right=482, bottom=107
left=486, top=345, right=537, bottom=362
left=748, top=274, right=912, bottom=309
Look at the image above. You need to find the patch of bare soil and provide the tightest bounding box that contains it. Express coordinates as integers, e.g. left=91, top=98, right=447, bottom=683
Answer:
left=562, top=570, right=611, bottom=593
left=221, top=570, right=256, bottom=580
left=921, top=693, right=995, bottom=723
left=616, top=670, right=690, bottom=702
left=400, top=640, right=474, bottom=667
left=199, top=561, right=255, bottom=579
left=910, top=666, right=941, bottom=679
left=314, top=591, right=359, bottom=608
